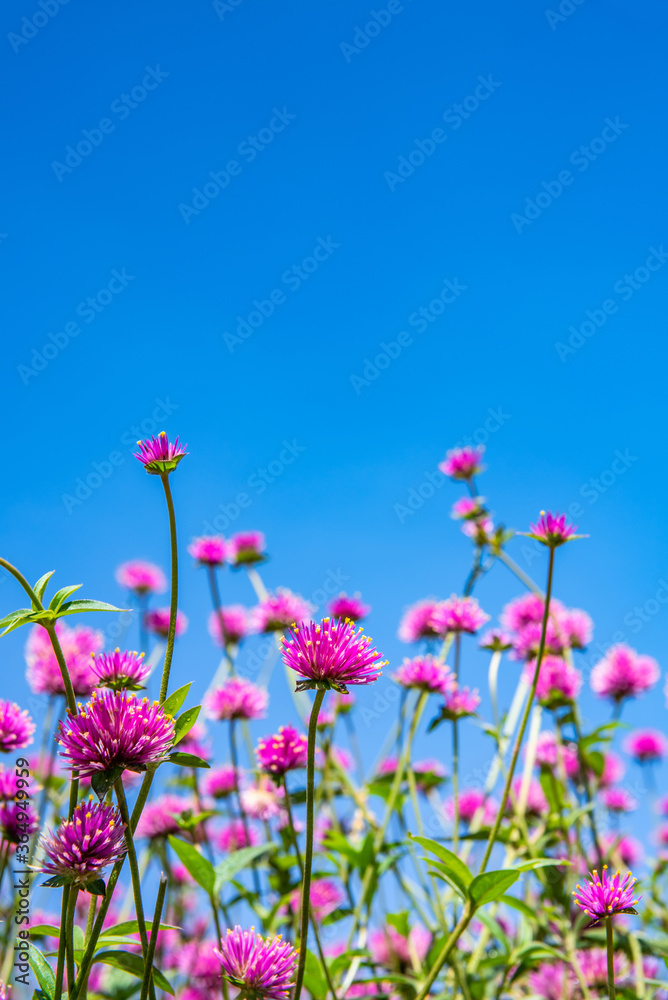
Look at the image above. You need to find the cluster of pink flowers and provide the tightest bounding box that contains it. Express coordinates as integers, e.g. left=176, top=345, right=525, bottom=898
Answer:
left=500, top=593, right=593, bottom=661
left=26, top=621, right=103, bottom=696
left=145, top=607, right=189, bottom=638
left=398, top=595, right=489, bottom=642
left=205, top=678, right=269, bottom=722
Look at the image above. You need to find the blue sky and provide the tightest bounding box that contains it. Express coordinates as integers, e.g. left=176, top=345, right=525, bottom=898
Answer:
left=1, top=0, right=667, bottom=852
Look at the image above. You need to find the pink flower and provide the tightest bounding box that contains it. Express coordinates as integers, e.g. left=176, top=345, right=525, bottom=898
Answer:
left=501, top=594, right=564, bottom=632
left=369, top=924, right=432, bottom=968
left=451, top=497, right=485, bottom=519
left=241, top=778, right=284, bottom=821
left=201, top=765, right=241, bottom=799
left=25, top=622, right=103, bottom=697
left=205, top=678, right=269, bottom=722
left=534, top=732, right=579, bottom=778
left=178, top=942, right=223, bottom=995
left=600, top=787, right=638, bottom=813
left=528, top=962, right=574, bottom=1000
left=326, top=745, right=355, bottom=772
left=215, top=926, right=296, bottom=1000
left=506, top=777, right=548, bottom=817
left=36, top=799, right=126, bottom=890
left=1, top=800, right=38, bottom=844
left=442, top=685, right=480, bottom=719
left=438, top=445, right=485, bottom=481
left=445, top=788, right=497, bottom=825
left=525, top=511, right=581, bottom=548
left=327, top=593, right=370, bottom=621
left=0, top=701, right=35, bottom=753
left=599, top=751, right=625, bottom=787
left=216, top=820, right=259, bottom=852
left=624, top=728, right=668, bottom=762
left=290, top=878, right=344, bottom=921
left=523, top=655, right=582, bottom=706
left=432, top=595, right=490, bottom=636
left=479, top=629, right=513, bottom=652
left=577, top=948, right=628, bottom=988
left=600, top=834, right=643, bottom=868
left=376, top=756, right=398, bottom=779
left=115, top=560, right=167, bottom=595
left=413, top=758, right=448, bottom=792
left=133, top=432, right=187, bottom=475
left=135, top=794, right=193, bottom=839
left=590, top=644, right=660, bottom=703
left=393, top=655, right=454, bottom=694
left=461, top=515, right=494, bottom=540
left=558, top=608, right=593, bottom=649
left=511, top=620, right=566, bottom=661
left=256, top=725, right=308, bottom=777
left=188, top=535, right=228, bottom=567
left=573, top=866, right=640, bottom=925
left=657, top=795, right=668, bottom=817
left=208, top=607, right=252, bottom=646
left=398, top=599, right=441, bottom=643
left=90, top=650, right=150, bottom=690
left=280, top=618, right=385, bottom=693
left=145, top=607, right=188, bottom=639
left=251, top=589, right=314, bottom=633
left=228, top=531, right=266, bottom=567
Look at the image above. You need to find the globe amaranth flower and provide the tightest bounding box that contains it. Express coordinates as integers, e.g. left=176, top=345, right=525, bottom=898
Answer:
left=413, top=758, right=448, bottom=792
left=57, top=689, right=175, bottom=780
left=461, top=515, right=494, bottom=542
left=145, top=607, right=188, bottom=639
left=501, top=593, right=565, bottom=632
left=90, top=649, right=150, bottom=691
left=558, top=608, right=593, bottom=649
left=523, top=655, right=582, bottom=707
left=208, top=607, right=252, bottom=647
left=327, top=593, right=370, bottom=622
left=441, top=684, right=481, bottom=719
left=0, top=701, right=35, bottom=753
left=451, top=496, right=486, bottom=520
left=280, top=617, right=386, bottom=693
left=215, top=926, right=297, bottom=1000
left=599, top=751, right=625, bottom=787
left=290, top=878, right=344, bottom=922
left=135, top=794, right=194, bottom=840
left=25, top=622, right=103, bottom=697
left=251, top=589, right=314, bottom=633
left=438, top=445, right=485, bottom=481
left=205, top=678, right=268, bottom=721
left=572, top=865, right=641, bottom=925
left=228, top=531, right=266, bottom=567
left=188, top=535, right=228, bottom=567
left=256, top=725, right=308, bottom=777
left=523, top=510, right=583, bottom=548
left=445, top=788, right=497, bottom=826
left=577, top=948, right=628, bottom=989
left=202, top=764, right=242, bottom=799
left=623, top=728, right=668, bottom=763
left=601, top=787, right=638, bottom=813
left=590, top=644, right=660, bottom=703
left=534, top=732, right=580, bottom=778
left=35, top=799, right=126, bottom=890
left=133, top=432, right=187, bottom=475
left=369, top=924, right=432, bottom=969
left=398, top=599, right=441, bottom=643
left=177, top=942, right=223, bottom=996
left=511, top=620, right=567, bottom=661
left=393, top=655, right=454, bottom=694
left=241, top=778, right=284, bottom=821
left=479, top=628, right=513, bottom=652
left=432, top=595, right=490, bottom=636
left=1, top=800, right=38, bottom=844
left=115, top=560, right=167, bottom=595
left=506, top=777, right=549, bottom=818
left=528, top=962, right=575, bottom=1000
left=216, top=820, right=259, bottom=852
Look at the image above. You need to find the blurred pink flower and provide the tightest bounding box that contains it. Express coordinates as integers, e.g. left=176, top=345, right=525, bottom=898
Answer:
left=624, top=728, right=668, bottom=762
left=398, top=599, right=441, bottom=643
left=205, top=678, right=268, bottom=722
left=598, top=751, right=625, bottom=787
left=501, top=593, right=564, bottom=632
left=208, top=606, right=252, bottom=646
left=201, top=764, right=242, bottom=799
left=251, top=589, right=314, bottom=633
left=577, top=948, right=628, bottom=987
left=523, top=655, right=582, bottom=706
left=145, top=607, right=188, bottom=639
left=133, top=432, right=187, bottom=475
left=600, top=787, right=638, bottom=813
left=413, top=758, right=448, bottom=792
left=558, top=607, right=593, bottom=649
left=25, top=622, right=103, bottom=697
left=442, top=685, right=480, bottom=719
left=115, top=560, right=167, bottom=595
left=534, top=731, right=579, bottom=778
left=511, top=620, right=567, bottom=661
left=479, top=628, right=513, bottom=652
left=241, top=778, right=284, bottom=820
left=327, top=593, right=370, bottom=621
left=227, top=530, right=266, bottom=567
left=507, top=777, right=549, bottom=817
left=525, top=511, right=580, bottom=548
left=438, top=445, right=485, bottom=481
left=591, top=644, right=660, bottom=703
left=188, top=535, right=228, bottom=567
left=0, top=701, right=35, bottom=753
left=216, top=820, right=259, bottom=852
left=445, top=788, right=496, bottom=825
left=369, top=924, right=432, bottom=968
left=451, top=496, right=485, bottom=520
left=432, top=595, right=490, bottom=636
left=393, top=655, right=454, bottom=694
left=290, top=878, right=343, bottom=922
left=135, top=794, right=193, bottom=840
left=528, top=962, right=574, bottom=1000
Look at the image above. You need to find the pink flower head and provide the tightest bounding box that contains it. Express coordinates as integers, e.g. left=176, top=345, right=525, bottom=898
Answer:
left=577, top=948, right=628, bottom=988
left=202, top=764, right=241, bottom=799
left=451, top=496, right=485, bottom=520
left=432, top=595, right=490, bottom=636
left=228, top=531, right=266, bottom=567
left=528, top=962, right=574, bottom=1000
left=135, top=794, right=193, bottom=840
left=461, top=515, right=494, bottom=541
left=413, top=758, right=448, bottom=792
left=438, top=445, right=485, bottom=481
left=446, top=788, right=497, bottom=825
left=657, top=795, right=668, bottom=818
left=511, top=620, right=567, bottom=661
left=178, top=942, right=223, bottom=994
left=215, top=926, right=296, bottom=1000
left=327, top=593, right=370, bottom=622
left=441, top=684, right=480, bottom=719
left=599, top=751, right=625, bottom=787
left=0, top=701, right=35, bottom=753
left=558, top=608, right=593, bottom=650
left=501, top=594, right=564, bottom=632
left=205, top=678, right=268, bottom=722
left=328, top=745, right=355, bottom=772
left=216, top=821, right=259, bottom=852
left=90, top=649, right=150, bottom=691
left=479, top=629, right=513, bottom=652
left=57, top=689, right=175, bottom=781
left=335, top=691, right=355, bottom=713
left=624, top=728, right=668, bottom=763
left=115, top=560, right=167, bottom=595
left=591, top=644, right=660, bottom=703
left=601, top=834, right=643, bottom=869
left=507, top=777, right=549, bottom=818
left=398, top=599, right=441, bottom=643
left=188, top=535, right=228, bottom=567
left=317, top=706, right=335, bottom=728
left=208, top=607, right=252, bottom=647
left=241, top=778, right=284, bottom=821
left=534, top=732, right=580, bottom=778
left=525, top=511, right=582, bottom=548
left=376, top=756, right=398, bottom=779
left=26, top=622, right=103, bottom=697
left=36, top=798, right=126, bottom=890
left=291, top=878, right=344, bottom=922
left=251, top=589, right=314, bottom=633
left=524, top=655, right=582, bottom=707
left=280, top=618, right=385, bottom=693
left=393, top=655, right=454, bottom=694
left=256, top=725, right=308, bottom=777
left=369, top=924, right=432, bottom=968
left=1, top=800, right=38, bottom=844
left=601, top=787, right=638, bottom=813
left=572, top=865, right=641, bottom=925
left=133, top=432, right=187, bottom=475
left=145, top=607, right=188, bottom=639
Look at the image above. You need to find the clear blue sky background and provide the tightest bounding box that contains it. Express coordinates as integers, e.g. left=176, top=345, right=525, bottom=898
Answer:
left=1, top=0, right=667, bottom=856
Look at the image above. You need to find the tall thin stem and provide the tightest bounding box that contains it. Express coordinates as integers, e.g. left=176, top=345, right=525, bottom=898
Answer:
left=140, top=873, right=168, bottom=1000
left=114, top=778, right=155, bottom=1000
left=54, top=884, right=70, bottom=1000
left=605, top=917, right=616, bottom=999
left=452, top=634, right=461, bottom=854
left=158, top=473, right=179, bottom=704
left=66, top=886, right=79, bottom=994
left=228, top=719, right=261, bottom=897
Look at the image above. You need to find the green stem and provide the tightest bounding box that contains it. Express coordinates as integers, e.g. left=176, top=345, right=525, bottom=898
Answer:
left=66, top=886, right=79, bottom=994
left=452, top=634, right=461, bottom=855
left=114, top=779, right=150, bottom=962
left=605, top=917, right=616, bottom=999
left=494, top=549, right=544, bottom=597
left=293, top=688, right=326, bottom=1000
left=140, top=873, right=167, bottom=1000
left=158, top=473, right=179, bottom=704
left=229, top=719, right=262, bottom=898
left=54, top=884, right=70, bottom=1000
left=44, top=622, right=77, bottom=716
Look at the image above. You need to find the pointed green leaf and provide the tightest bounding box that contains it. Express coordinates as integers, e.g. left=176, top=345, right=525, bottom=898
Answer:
left=172, top=706, right=201, bottom=746
left=163, top=683, right=192, bottom=717
left=92, top=951, right=174, bottom=995
left=500, top=894, right=537, bottom=921
left=469, top=869, right=520, bottom=908
left=29, top=944, right=55, bottom=1000
left=168, top=751, right=210, bottom=769
left=303, top=949, right=327, bottom=999
left=409, top=835, right=473, bottom=886
left=49, top=584, right=83, bottom=611
left=28, top=926, right=61, bottom=939
left=85, top=878, right=106, bottom=896
left=168, top=836, right=215, bottom=895
left=424, top=859, right=469, bottom=900
left=99, top=920, right=180, bottom=938
left=515, top=858, right=570, bottom=873
left=33, top=571, right=56, bottom=603
left=0, top=610, right=38, bottom=636
left=213, top=843, right=276, bottom=894
left=56, top=599, right=127, bottom=616
left=91, top=765, right=125, bottom=801
left=386, top=912, right=410, bottom=939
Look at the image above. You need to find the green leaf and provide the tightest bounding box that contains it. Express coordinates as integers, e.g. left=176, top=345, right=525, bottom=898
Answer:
left=0, top=610, right=38, bottom=636
left=168, top=751, right=210, bottom=769
left=33, top=571, right=56, bottom=603
left=214, top=843, right=276, bottom=894
left=92, top=950, right=174, bottom=995
left=409, top=834, right=473, bottom=888
left=49, top=584, right=83, bottom=611
left=41, top=874, right=71, bottom=889
left=469, top=869, right=520, bottom=908
left=584, top=750, right=605, bottom=777
left=499, top=895, right=537, bottom=921
left=539, top=771, right=564, bottom=814
left=424, top=859, right=469, bottom=900
left=85, top=878, right=106, bottom=896
left=163, top=683, right=192, bottom=717
left=477, top=910, right=511, bottom=956
left=28, top=926, right=61, bottom=938
left=515, top=858, right=570, bottom=872
left=172, top=706, right=201, bottom=746
left=386, top=911, right=410, bottom=939
left=56, top=599, right=127, bottom=616
left=168, top=836, right=215, bottom=895
left=29, top=944, right=55, bottom=1000
left=564, top=802, right=594, bottom=828
left=302, top=949, right=327, bottom=999
left=99, top=920, right=180, bottom=938
left=91, top=765, right=125, bottom=801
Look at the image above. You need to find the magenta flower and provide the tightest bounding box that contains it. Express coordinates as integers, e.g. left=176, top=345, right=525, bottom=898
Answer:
left=35, top=799, right=126, bottom=890
left=188, top=535, right=228, bottom=567
left=599, top=751, right=625, bottom=787
left=369, top=924, right=432, bottom=968
left=90, top=649, right=150, bottom=691
left=511, top=620, right=567, bottom=661
left=115, top=560, right=167, bottom=595
left=57, top=689, right=175, bottom=781
left=393, top=655, right=454, bottom=694
left=432, top=595, right=490, bottom=636
left=601, top=834, right=643, bottom=868
left=601, top=787, right=638, bottom=813
left=507, top=777, right=549, bottom=818
left=528, top=962, right=574, bottom=1000
left=205, top=678, right=268, bottom=722
left=215, top=926, right=297, bottom=1000
left=451, top=496, right=485, bottom=520
left=327, top=593, right=370, bottom=622
left=317, top=706, right=336, bottom=728
left=623, top=728, right=668, bottom=763
left=326, top=745, right=355, bottom=772
left=290, top=878, right=344, bottom=921
left=558, top=608, right=593, bottom=650
left=461, top=515, right=494, bottom=541
left=145, top=607, right=188, bottom=639
left=0, top=701, right=35, bottom=753
left=534, top=732, right=579, bottom=778
left=256, top=725, right=308, bottom=777
left=135, top=794, right=193, bottom=840
left=25, top=621, right=103, bottom=697
left=398, top=599, right=441, bottom=643
left=573, top=865, right=641, bottom=925
left=202, top=765, right=242, bottom=799
left=441, top=684, right=481, bottom=719
left=523, top=655, right=582, bottom=707
left=501, top=593, right=564, bottom=632
left=479, top=629, right=513, bottom=652
left=524, top=510, right=583, bottom=548
left=376, top=756, right=398, bottom=779
left=577, top=948, right=628, bottom=989
left=133, top=432, right=187, bottom=475
left=251, top=589, right=314, bottom=633
left=445, top=788, right=497, bottom=825
left=590, top=644, right=660, bottom=703
left=241, top=778, right=285, bottom=821
left=228, top=531, right=267, bottom=567
left=216, top=821, right=259, bottom=852
left=177, top=942, right=223, bottom=995
left=413, top=758, right=448, bottom=792
left=280, top=618, right=385, bottom=693
left=1, top=799, right=38, bottom=845
left=438, top=445, right=485, bottom=481
left=208, top=607, right=252, bottom=646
